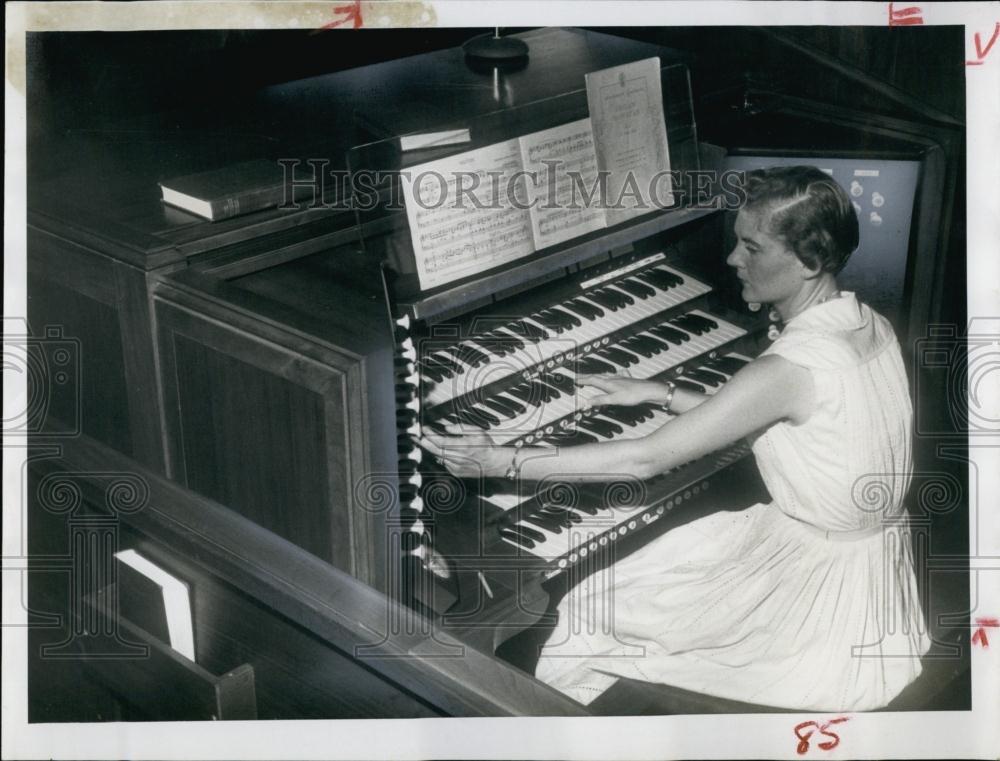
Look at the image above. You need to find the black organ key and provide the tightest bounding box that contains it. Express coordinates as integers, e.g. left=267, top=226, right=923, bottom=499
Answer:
left=499, top=527, right=535, bottom=550
left=452, top=405, right=499, bottom=429
left=486, top=331, right=521, bottom=353
left=489, top=329, right=526, bottom=351
left=637, top=267, right=684, bottom=289
left=481, top=397, right=521, bottom=419
left=592, top=415, right=629, bottom=435
left=493, top=394, right=528, bottom=415
left=535, top=380, right=566, bottom=402
left=600, top=405, right=651, bottom=426
left=451, top=344, right=490, bottom=367
left=564, top=298, right=604, bottom=319
left=712, top=356, right=750, bottom=374
left=577, top=416, right=624, bottom=437
left=559, top=300, right=592, bottom=321
left=670, top=316, right=707, bottom=336
left=423, top=419, right=449, bottom=436
left=466, top=335, right=506, bottom=357
left=582, top=290, right=615, bottom=311
left=597, top=347, right=640, bottom=368
left=518, top=508, right=565, bottom=532
left=547, top=307, right=581, bottom=328
left=617, top=277, right=656, bottom=299
left=571, top=500, right=600, bottom=516
left=423, top=353, right=461, bottom=375
left=603, top=287, right=635, bottom=307
left=530, top=380, right=559, bottom=404
left=419, top=363, right=447, bottom=383
left=691, top=367, right=729, bottom=385
left=533, top=310, right=569, bottom=333
left=673, top=313, right=715, bottom=334
left=649, top=324, right=689, bottom=344
left=526, top=505, right=573, bottom=530
left=508, top=319, right=548, bottom=342
left=542, top=429, right=601, bottom=446
left=586, top=288, right=627, bottom=311
left=540, top=371, right=575, bottom=393
left=620, top=336, right=657, bottom=358
left=686, top=313, right=717, bottom=332
left=684, top=369, right=723, bottom=388
left=545, top=507, right=579, bottom=529
left=539, top=504, right=582, bottom=525
left=508, top=522, right=547, bottom=543
left=637, top=333, right=672, bottom=352
left=432, top=410, right=459, bottom=425
left=674, top=378, right=706, bottom=394
left=576, top=356, right=617, bottom=374
left=506, top=383, right=539, bottom=404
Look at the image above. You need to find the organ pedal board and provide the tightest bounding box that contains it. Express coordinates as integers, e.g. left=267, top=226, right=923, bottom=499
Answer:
left=391, top=250, right=769, bottom=651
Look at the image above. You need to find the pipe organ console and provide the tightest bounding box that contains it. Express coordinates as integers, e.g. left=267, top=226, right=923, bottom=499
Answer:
left=25, top=26, right=962, bottom=720
left=388, top=243, right=770, bottom=650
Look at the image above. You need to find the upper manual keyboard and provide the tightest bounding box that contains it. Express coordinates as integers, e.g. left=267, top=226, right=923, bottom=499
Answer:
left=420, top=263, right=712, bottom=406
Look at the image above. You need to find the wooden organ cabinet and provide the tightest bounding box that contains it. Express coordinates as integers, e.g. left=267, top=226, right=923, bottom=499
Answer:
left=25, top=28, right=964, bottom=720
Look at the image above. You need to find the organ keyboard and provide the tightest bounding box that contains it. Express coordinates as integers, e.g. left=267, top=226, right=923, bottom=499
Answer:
left=390, top=247, right=769, bottom=648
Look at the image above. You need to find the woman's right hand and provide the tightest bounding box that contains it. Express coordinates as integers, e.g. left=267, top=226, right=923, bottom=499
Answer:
left=575, top=373, right=673, bottom=408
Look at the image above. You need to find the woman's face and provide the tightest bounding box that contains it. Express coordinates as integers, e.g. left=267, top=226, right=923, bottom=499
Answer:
left=727, top=207, right=810, bottom=306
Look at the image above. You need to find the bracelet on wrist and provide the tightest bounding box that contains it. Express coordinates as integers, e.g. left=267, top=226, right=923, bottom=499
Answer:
left=504, top=447, right=523, bottom=481
left=662, top=380, right=677, bottom=412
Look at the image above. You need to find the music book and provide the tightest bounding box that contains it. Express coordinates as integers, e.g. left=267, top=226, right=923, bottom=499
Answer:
left=159, top=159, right=307, bottom=221
left=115, top=549, right=196, bottom=661
left=400, top=58, right=671, bottom=290
left=585, top=57, right=673, bottom=226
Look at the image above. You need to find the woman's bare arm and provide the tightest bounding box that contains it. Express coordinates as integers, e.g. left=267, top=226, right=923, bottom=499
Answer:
left=421, top=355, right=815, bottom=482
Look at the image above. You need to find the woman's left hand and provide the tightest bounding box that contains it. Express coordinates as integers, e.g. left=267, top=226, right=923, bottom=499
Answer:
left=419, top=428, right=510, bottom=479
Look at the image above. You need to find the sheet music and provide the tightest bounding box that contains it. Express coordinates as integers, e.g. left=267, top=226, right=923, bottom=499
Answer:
left=518, top=118, right=607, bottom=249
left=586, top=57, right=672, bottom=226
left=401, top=139, right=535, bottom=290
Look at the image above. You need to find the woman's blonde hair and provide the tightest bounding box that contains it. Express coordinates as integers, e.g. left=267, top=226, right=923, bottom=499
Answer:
left=743, top=166, right=860, bottom=274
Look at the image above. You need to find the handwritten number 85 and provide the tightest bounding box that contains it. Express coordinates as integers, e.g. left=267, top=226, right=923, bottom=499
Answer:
left=794, top=717, right=849, bottom=755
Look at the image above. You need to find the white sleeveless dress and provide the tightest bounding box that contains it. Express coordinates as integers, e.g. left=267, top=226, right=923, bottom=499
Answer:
left=534, top=293, right=931, bottom=711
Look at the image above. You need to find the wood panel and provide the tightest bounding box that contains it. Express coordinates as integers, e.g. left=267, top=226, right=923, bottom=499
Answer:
left=153, top=273, right=396, bottom=589
left=26, top=271, right=132, bottom=455
left=171, top=332, right=335, bottom=562
left=27, top=225, right=168, bottom=470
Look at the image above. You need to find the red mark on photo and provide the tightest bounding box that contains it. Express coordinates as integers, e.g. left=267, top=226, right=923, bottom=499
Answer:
left=966, top=23, right=1000, bottom=66
left=794, top=717, right=849, bottom=755
left=971, top=616, right=999, bottom=647
left=321, top=0, right=364, bottom=29
left=888, top=2, right=924, bottom=26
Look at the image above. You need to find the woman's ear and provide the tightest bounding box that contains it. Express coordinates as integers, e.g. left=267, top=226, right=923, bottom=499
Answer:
left=795, top=254, right=824, bottom=280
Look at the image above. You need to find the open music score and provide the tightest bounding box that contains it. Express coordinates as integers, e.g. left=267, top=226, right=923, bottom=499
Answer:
left=519, top=117, right=607, bottom=249
left=401, top=139, right=536, bottom=290
left=399, top=58, right=672, bottom=292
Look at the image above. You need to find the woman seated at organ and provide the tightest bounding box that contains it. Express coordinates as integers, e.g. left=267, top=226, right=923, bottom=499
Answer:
left=422, top=165, right=929, bottom=711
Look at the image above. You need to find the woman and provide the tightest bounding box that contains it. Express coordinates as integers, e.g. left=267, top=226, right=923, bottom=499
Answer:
left=421, top=165, right=930, bottom=711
